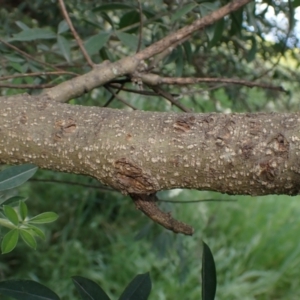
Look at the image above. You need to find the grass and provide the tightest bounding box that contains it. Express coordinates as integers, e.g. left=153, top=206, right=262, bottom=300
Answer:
left=1, top=171, right=300, bottom=299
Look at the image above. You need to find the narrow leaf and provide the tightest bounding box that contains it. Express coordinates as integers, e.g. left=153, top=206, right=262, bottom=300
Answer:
left=0, top=280, right=60, bottom=300
left=57, top=20, right=69, bottom=34
left=171, top=2, right=198, bottom=22
left=115, top=32, right=141, bottom=51
left=3, top=206, right=19, bottom=226
left=201, top=241, right=217, bottom=300
left=0, top=196, right=27, bottom=207
left=9, top=28, right=56, bottom=41
left=19, top=201, right=28, bottom=221
left=1, top=229, right=19, bottom=254
left=57, top=35, right=71, bottom=62
left=0, top=218, right=16, bottom=229
left=94, top=3, right=133, bottom=11
left=84, top=32, right=110, bottom=56
left=72, top=276, right=111, bottom=300
left=29, top=212, right=58, bottom=224
left=20, top=230, right=37, bottom=249
left=119, top=273, right=151, bottom=300
left=25, top=224, right=45, bottom=240
left=0, top=164, right=38, bottom=192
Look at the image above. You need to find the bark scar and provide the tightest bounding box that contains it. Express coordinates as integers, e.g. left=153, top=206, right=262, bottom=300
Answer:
left=114, top=158, right=159, bottom=194
left=130, top=193, right=194, bottom=236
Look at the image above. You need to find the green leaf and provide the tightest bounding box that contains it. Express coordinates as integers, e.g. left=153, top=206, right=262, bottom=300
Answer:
left=3, top=206, right=19, bottom=226
left=15, top=21, right=30, bottom=30
left=9, top=28, right=56, bottom=41
left=201, top=241, right=217, bottom=300
left=119, top=273, right=151, bottom=300
left=57, top=35, right=71, bottom=62
left=94, top=3, right=133, bottom=11
left=198, top=2, right=219, bottom=17
left=20, top=229, right=37, bottom=249
left=0, top=280, right=60, bottom=300
left=183, top=41, right=192, bottom=64
left=57, top=20, right=69, bottom=34
left=171, top=2, right=198, bottom=22
left=293, top=0, right=300, bottom=7
left=0, top=218, right=17, bottom=229
left=1, top=229, right=19, bottom=254
left=208, top=18, right=225, bottom=48
left=116, top=31, right=141, bottom=51
left=72, top=276, right=111, bottom=300
left=25, top=224, right=45, bottom=240
left=29, top=212, right=58, bottom=224
left=19, top=201, right=28, bottom=221
left=84, top=32, right=111, bottom=56
left=0, top=196, right=27, bottom=207
left=246, top=36, right=257, bottom=62
left=0, top=164, right=38, bottom=192
left=119, top=11, right=140, bottom=33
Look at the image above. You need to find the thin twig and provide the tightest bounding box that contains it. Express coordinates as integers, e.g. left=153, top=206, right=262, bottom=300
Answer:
left=0, top=39, right=64, bottom=71
left=0, top=83, right=55, bottom=89
left=147, top=84, right=191, bottom=112
left=131, top=193, right=194, bottom=235
left=103, top=83, right=125, bottom=107
left=109, top=83, right=180, bottom=97
left=105, top=85, right=138, bottom=110
left=0, top=71, right=78, bottom=81
left=136, top=0, right=143, bottom=53
left=58, top=0, right=94, bottom=68
left=141, top=74, right=286, bottom=92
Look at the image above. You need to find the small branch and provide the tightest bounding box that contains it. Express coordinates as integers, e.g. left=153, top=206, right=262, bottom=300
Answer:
left=0, top=71, right=78, bottom=81
left=0, top=39, right=64, bottom=71
left=148, top=84, right=191, bottom=112
left=130, top=193, right=194, bottom=235
left=0, top=83, right=55, bottom=89
left=136, top=0, right=143, bottom=53
left=109, top=83, right=180, bottom=97
left=105, top=85, right=138, bottom=110
left=58, top=0, right=94, bottom=68
left=103, top=83, right=125, bottom=107
left=140, top=74, right=286, bottom=92
left=136, top=0, right=253, bottom=61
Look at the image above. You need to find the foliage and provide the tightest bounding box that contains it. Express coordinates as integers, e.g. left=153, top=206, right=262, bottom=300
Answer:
left=0, top=165, right=58, bottom=254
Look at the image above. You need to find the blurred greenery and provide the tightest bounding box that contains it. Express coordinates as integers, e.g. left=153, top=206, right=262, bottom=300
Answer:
left=1, top=0, right=300, bottom=299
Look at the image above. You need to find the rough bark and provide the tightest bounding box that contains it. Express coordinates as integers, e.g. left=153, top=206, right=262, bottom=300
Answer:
left=1, top=95, right=299, bottom=197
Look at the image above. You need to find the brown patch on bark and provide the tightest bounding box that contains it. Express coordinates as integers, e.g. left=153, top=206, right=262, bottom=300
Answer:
left=241, top=142, right=254, bottom=159
left=20, top=112, right=27, bottom=124
left=36, top=101, right=48, bottom=111
left=259, top=157, right=282, bottom=181
left=173, top=116, right=196, bottom=133
left=52, top=118, right=76, bottom=142
left=115, top=158, right=158, bottom=194
left=267, top=133, right=289, bottom=158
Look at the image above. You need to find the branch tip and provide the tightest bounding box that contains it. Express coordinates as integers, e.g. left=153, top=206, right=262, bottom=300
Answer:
left=130, top=193, right=194, bottom=236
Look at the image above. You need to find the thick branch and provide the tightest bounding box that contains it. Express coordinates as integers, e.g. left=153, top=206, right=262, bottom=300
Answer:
left=1, top=95, right=300, bottom=197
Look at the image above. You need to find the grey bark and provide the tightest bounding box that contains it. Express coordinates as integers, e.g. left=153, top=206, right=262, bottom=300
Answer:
left=1, top=94, right=299, bottom=196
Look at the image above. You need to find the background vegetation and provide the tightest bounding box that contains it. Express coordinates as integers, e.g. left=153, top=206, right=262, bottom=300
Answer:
left=1, top=0, right=300, bottom=299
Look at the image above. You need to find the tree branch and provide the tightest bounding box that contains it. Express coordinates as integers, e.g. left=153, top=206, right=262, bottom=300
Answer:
left=58, top=0, right=94, bottom=68
left=40, top=0, right=252, bottom=103
left=130, top=193, right=194, bottom=235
